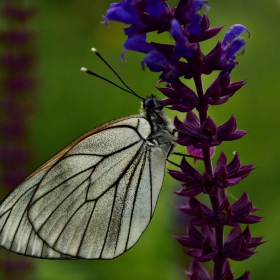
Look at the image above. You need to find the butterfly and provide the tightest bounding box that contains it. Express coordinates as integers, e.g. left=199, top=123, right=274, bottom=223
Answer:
left=0, top=51, right=176, bottom=259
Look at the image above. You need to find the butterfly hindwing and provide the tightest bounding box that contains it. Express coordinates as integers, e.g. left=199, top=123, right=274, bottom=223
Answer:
left=0, top=116, right=167, bottom=259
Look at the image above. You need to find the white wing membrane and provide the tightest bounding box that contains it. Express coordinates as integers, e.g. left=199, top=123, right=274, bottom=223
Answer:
left=0, top=116, right=169, bottom=259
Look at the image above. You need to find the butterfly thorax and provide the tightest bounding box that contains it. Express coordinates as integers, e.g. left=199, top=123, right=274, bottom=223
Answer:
left=140, top=95, right=176, bottom=150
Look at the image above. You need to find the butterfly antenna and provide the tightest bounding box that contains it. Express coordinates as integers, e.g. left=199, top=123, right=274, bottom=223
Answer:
left=81, top=48, right=144, bottom=101
left=81, top=67, right=141, bottom=97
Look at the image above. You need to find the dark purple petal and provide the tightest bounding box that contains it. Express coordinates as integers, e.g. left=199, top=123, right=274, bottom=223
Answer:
left=160, top=81, right=198, bottom=112
left=171, top=157, right=203, bottom=197
left=214, top=152, right=227, bottom=173
left=202, top=172, right=214, bottom=194
left=169, top=170, right=188, bottom=182
left=186, top=260, right=211, bottom=280
left=217, top=115, right=247, bottom=141
left=189, top=25, right=223, bottom=43
left=236, top=271, right=251, bottom=280
left=187, top=145, right=213, bottom=163
left=174, top=187, right=202, bottom=197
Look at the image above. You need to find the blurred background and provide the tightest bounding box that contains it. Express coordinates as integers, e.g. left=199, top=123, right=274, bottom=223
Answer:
left=0, top=0, right=278, bottom=279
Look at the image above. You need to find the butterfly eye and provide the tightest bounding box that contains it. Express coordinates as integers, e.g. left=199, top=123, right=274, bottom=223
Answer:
left=144, top=98, right=156, bottom=110
left=144, top=98, right=163, bottom=111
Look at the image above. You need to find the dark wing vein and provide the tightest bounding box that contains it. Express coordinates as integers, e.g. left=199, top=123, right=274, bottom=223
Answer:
left=124, top=147, right=148, bottom=251
left=99, top=143, right=146, bottom=258
left=148, top=150, right=153, bottom=219
left=75, top=199, right=97, bottom=257
left=112, top=147, right=147, bottom=257
left=34, top=175, right=92, bottom=234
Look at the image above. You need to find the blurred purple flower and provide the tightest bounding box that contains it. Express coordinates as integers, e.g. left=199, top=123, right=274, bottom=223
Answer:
left=0, top=2, right=37, bottom=278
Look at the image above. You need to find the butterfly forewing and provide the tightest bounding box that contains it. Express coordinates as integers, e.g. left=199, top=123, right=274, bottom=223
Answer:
left=0, top=115, right=169, bottom=259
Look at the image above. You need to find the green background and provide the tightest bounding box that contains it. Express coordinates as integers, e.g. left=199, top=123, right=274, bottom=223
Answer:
left=0, top=0, right=278, bottom=279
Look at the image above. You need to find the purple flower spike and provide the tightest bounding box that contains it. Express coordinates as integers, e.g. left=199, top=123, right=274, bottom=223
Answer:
left=103, top=1, right=260, bottom=278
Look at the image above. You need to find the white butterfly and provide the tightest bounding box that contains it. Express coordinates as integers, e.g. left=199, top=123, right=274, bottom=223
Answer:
left=0, top=92, right=176, bottom=259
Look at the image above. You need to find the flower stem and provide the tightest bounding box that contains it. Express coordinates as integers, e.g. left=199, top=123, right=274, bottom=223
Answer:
left=213, top=225, right=226, bottom=280
left=194, top=74, right=226, bottom=279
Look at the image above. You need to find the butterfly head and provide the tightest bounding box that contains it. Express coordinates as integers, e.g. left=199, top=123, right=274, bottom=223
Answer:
left=143, top=95, right=163, bottom=112
left=141, top=95, right=174, bottom=136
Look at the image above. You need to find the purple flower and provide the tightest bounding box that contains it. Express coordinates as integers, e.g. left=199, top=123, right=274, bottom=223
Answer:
left=103, top=0, right=260, bottom=278
left=188, top=15, right=223, bottom=43
left=169, top=157, right=203, bottom=197
left=219, top=24, right=250, bottom=76
left=204, top=75, right=246, bottom=105
left=170, top=19, right=194, bottom=58
left=218, top=194, right=262, bottom=225
left=175, top=225, right=217, bottom=262
left=224, top=226, right=264, bottom=261
left=158, top=80, right=198, bottom=112
left=186, top=145, right=215, bottom=163
left=178, top=193, right=262, bottom=227
left=104, top=0, right=139, bottom=25
left=213, top=152, right=254, bottom=188
left=145, top=0, right=165, bottom=17
left=175, top=112, right=247, bottom=148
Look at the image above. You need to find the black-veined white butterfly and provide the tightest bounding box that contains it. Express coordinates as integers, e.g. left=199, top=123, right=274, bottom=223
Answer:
left=0, top=49, right=176, bottom=259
